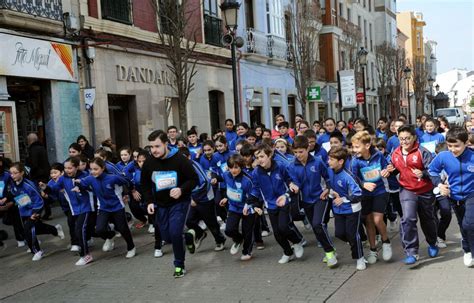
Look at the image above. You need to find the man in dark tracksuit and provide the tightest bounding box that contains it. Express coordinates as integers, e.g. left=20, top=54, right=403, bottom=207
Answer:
left=388, top=126, right=438, bottom=265
left=142, top=130, right=198, bottom=278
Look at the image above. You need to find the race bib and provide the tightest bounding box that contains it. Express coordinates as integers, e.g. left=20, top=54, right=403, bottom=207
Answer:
left=206, top=170, right=213, bottom=180
left=322, top=142, right=331, bottom=152
left=420, top=141, right=436, bottom=154
left=189, top=146, right=202, bottom=156
left=14, top=193, right=32, bottom=208
left=360, top=164, right=382, bottom=182
left=220, top=162, right=228, bottom=173
left=153, top=171, right=178, bottom=191
left=0, top=181, right=4, bottom=197
left=227, top=187, right=243, bottom=203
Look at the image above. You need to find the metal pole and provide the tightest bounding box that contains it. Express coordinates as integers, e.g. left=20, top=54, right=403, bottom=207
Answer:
left=407, top=78, right=411, bottom=124
left=362, top=65, right=368, bottom=119
left=231, top=39, right=240, bottom=124
left=430, top=86, right=434, bottom=117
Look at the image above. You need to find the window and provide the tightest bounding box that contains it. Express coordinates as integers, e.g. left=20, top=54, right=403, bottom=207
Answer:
left=363, top=19, right=367, bottom=48
left=347, top=8, right=351, bottom=22
left=159, top=0, right=180, bottom=34
left=245, top=0, right=254, bottom=29
left=203, top=0, right=222, bottom=46
left=371, top=62, right=375, bottom=89
left=101, top=0, right=131, bottom=24
left=363, top=0, right=366, bottom=8
left=266, top=0, right=284, bottom=37
left=369, top=23, right=373, bottom=51
left=341, top=50, right=346, bottom=70
left=416, top=32, right=421, bottom=50
left=358, top=15, right=361, bottom=27
left=339, top=3, right=343, bottom=17
left=368, top=0, right=371, bottom=11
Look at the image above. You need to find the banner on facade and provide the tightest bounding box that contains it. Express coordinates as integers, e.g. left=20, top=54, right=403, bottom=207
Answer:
left=0, top=33, right=76, bottom=82
left=83, top=88, right=96, bottom=110
left=338, top=70, right=357, bottom=110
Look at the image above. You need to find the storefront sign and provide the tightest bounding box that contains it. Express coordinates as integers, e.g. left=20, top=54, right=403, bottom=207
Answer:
left=116, top=65, right=173, bottom=86
left=0, top=33, right=75, bottom=82
left=338, top=70, right=357, bottom=110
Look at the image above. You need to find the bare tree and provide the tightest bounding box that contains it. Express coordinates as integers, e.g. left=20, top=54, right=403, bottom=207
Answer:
left=390, top=47, right=406, bottom=119
left=411, top=55, right=429, bottom=117
left=152, top=0, right=199, bottom=132
left=375, top=42, right=396, bottom=117
left=286, top=0, right=322, bottom=117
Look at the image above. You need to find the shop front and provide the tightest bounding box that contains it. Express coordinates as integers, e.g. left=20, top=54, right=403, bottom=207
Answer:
left=86, top=47, right=234, bottom=149
left=0, top=33, right=81, bottom=163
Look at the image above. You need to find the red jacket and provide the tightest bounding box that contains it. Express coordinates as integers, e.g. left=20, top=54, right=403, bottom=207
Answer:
left=391, top=143, right=434, bottom=194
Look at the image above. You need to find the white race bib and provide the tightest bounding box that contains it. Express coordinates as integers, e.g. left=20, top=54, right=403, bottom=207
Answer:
left=153, top=171, right=178, bottom=191
left=14, top=193, right=32, bottom=207
left=227, top=187, right=243, bottom=203
left=420, top=141, right=436, bottom=154
left=360, top=165, right=382, bottom=182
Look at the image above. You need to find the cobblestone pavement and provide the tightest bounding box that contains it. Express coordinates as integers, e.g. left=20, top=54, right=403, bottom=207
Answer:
left=0, top=207, right=472, bottom=303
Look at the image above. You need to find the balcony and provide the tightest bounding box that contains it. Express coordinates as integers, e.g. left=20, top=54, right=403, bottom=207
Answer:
left=204, top=14, right=222, bottom=47
left=267, top=34, right=287, bottom=62
left=0, top=0, right=63, bottom=33
left=338, top=16, right=362, bottom=40
left=0, top=0, right=63, bottom=20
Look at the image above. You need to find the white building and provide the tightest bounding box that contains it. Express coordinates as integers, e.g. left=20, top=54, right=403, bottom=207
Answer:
left=435, top=69, right=474, bottom=114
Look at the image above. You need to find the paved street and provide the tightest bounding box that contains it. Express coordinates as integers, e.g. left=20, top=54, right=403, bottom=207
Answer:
left=1, top=207, right=473, bottom=303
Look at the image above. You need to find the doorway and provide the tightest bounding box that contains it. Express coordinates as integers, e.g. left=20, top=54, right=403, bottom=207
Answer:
left=108, top=95, right=138, bottom=150
left=6, top=77, right=47, bottom=162
left=209, top=90, right=224, bottom=133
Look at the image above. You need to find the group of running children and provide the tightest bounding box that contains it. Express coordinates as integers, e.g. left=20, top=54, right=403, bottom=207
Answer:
left=0, top=113, right=473, bottom=278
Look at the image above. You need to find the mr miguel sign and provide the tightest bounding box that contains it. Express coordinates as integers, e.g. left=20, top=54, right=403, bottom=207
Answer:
left=0, top=33, right=76, bottom=82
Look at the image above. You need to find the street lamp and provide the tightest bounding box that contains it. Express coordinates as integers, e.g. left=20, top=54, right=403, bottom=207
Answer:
left=403, top=66, right=412, bottom=124
left=358, top=47, right=368, bottom=119
left=221, top=0, right=242, bottom=123
left=427, top=76, right=435, bottom=117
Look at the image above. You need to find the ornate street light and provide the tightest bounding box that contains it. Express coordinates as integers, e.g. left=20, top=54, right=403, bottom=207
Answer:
left=220, top=0, right=242, bottom=123
left=358, top=47, right=369, bottom=119
left=403, top=66, right=412, bottom=123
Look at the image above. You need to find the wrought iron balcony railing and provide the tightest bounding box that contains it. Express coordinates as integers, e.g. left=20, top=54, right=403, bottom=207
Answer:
left=0, top=0, right=63, bottom=21
left=267, top=34, right=287, bottom=61
left=246, top=28, right=268, bottom=56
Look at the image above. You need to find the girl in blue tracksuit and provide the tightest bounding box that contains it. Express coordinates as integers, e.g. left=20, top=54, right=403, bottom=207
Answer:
left=274, top=138, right=295, bottom=162
left=8, top=162, right=64, bottom=261
left=0, top=157, right=24, bottom=245
left=288, top=136, right=336, bottom=267
left=214, top=135, right=234, bottom=223
left=325, top=147, right=366, bottom=270
left=182, top=147, right=226, bottom=254
left=116, top=147, right=132, bottom=173
left=94, top=149, right=123, bottom=176
left=420, top=118, right=445, bottom=155
left=250, top=144, right=304, bottom=264
left=46, top=157, right=95, bottom=265
left=74, top=157, right=136, bottom=259
left=429, top=127, right=474, bottom=267
left=351, top=131, right=392, bottom=264
left=220, top=154, right=261, bottom=260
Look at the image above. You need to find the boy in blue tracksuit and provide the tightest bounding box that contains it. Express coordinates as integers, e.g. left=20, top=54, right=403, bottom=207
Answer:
left=45, top=157, right=95, bottom=265
left=323, top=146, right=366, bottom=270
left=8, top=162, right=64, bottom=261
left=214, top=136, right=235, bottom=223
left=288, top=136, right=337, bottom=267
left=420, top=118, right=445, bottom=155
left=75, top=157, right=136, bottom=259
left=220, top=154, right=262, bottom=260
left=180, top=148, right=226, bottom=254
left=187, top=129, right=203, bottom=161
left=351, top=131, right=392, bottom=265
left=250, top=144, right=304, bottom=264
left=428, top=127, right=474, bottom=267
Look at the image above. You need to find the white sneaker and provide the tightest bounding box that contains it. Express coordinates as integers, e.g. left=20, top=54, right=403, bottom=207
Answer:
left=102, top=237, right=115, bottom=252
left=17, top=241, right=26, bottom=248
left=278, top=254, right=295, bottom=264
left=148, top=225, right=155, bottom=234
left=87, top=238, right=94, bottom=247
left=367, top=250, right=378, bottom=264
left=463, top=252, right=473, bottom=267
left=356, top=257, right=367, bottom=270
left=387, top=220, right=397, bottom=232
left=198, top=220, right=207, bottom=231
left=32, top=250, right=44, bottom=261
left=154, top=249, right=163, bottom=258
left=55, top=224, right=65, bottom=240
left=219, top=222, right=226, bottom=233
left=326, top=252, right=338, bottom=268
left=216, top=216, right=223, bottom=224
left=293, top=243, right=304, bottom=259
left=437, top=237, right=447, bottom=248
left=75, top=254, right=93, bottom=266
left=261, top=230, right=270, bottom=237
left=382, top=243, right=393, bottom=261
left=70, top=245, right=81, bottom=252
left=214, top=243, right=225, bottom=251
left=126, top=247, right=136, bottom=258
left=240, top=254, right=252, bottom=261
left=26, top=247, right=31, bottom=253
left=230, top=242, right=241, bottom=255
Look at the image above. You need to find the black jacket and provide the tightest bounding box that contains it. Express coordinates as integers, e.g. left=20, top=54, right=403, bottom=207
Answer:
left=25, top=141, right=50, bottom=183
left=82, top=144, right=95, bottom=160
left=141, top=148, right=198, bottom=207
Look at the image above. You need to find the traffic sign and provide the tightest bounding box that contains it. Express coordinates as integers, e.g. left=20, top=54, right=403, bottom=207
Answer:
left=321, top=85, right=338, bottom=102
left=307, top=86, right=321, bottom=101
left=357, top=92, right=365, bottom=104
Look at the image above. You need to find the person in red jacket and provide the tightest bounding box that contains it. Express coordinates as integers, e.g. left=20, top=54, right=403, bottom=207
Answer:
left=386, top=125, right=439, bottom=265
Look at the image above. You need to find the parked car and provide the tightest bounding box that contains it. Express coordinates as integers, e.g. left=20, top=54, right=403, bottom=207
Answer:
left=435, top=108, right=465, bottom=126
